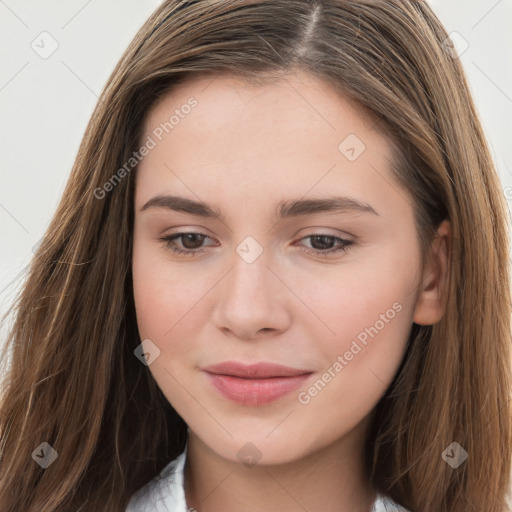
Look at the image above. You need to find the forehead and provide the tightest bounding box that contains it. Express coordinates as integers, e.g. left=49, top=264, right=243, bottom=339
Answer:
left=134, top=71, right=405, bottom=221
left=142, top=71, right=378, bottom=143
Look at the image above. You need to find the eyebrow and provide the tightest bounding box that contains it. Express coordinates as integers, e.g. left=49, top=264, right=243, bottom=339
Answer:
left=140, top=194, right=379, bottom=220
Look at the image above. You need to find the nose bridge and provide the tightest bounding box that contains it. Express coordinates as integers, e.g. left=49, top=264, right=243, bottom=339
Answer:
left=212, top=241, right=289, bottom=337
left=226, top=243, right=274, bottom=308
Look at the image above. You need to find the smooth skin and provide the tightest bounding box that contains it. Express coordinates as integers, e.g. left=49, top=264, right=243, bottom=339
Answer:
left=132, top=71, right=450, bottom=512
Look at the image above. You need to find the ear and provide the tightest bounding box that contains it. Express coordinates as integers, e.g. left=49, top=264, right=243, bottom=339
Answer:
left=413, top=219, right=451, bottom=326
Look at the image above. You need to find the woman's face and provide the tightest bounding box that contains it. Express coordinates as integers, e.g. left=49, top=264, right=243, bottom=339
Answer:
left=132, top=71, right=439, bottom=465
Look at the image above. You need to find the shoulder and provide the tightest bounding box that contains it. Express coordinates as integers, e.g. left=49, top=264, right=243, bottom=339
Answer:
left=125, top=450, right=187, bottom=512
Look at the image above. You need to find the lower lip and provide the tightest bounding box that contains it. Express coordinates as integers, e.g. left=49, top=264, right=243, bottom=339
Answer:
left=203, top=372, right=313, bottom=406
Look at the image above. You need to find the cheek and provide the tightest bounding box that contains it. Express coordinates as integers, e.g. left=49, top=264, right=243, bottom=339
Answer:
left=305, top=285, right=412, bottom=386
left=294, top=287, right=413, bottom=437
left=293, top=247, right=417, bottom=398
left=131, top=246, right=212, bottom=407
left=131, top=241, right=214, bottom=356
left=292, top=249, right=416, bottom=347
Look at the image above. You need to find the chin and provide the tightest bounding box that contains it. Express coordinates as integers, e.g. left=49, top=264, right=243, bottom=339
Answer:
left=195, top=428, right=313, bottom=467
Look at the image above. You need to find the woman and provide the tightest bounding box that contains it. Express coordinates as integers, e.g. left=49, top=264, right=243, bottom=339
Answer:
left=1, top=1, right=510, bottom=511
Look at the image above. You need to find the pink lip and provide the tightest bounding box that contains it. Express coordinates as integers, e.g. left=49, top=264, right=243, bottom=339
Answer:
left=201, top=361, right=313, bottom=405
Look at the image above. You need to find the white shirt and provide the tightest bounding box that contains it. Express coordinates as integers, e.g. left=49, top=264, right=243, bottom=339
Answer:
left=126, top=444, right=409, bottom=512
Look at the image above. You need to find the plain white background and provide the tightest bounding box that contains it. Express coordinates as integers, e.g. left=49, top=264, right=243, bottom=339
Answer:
left=1, top=0, right=511, bottom=336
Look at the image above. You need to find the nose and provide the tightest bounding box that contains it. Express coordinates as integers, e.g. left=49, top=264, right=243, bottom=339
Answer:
left=211, top=249, right=292, bottom=341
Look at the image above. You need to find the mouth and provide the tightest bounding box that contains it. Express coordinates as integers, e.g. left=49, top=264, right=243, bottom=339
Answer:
left=201, top=361, right=314, bottom=406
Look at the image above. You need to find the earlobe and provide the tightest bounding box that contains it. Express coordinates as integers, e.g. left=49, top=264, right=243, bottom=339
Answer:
left=413, top=219, right=451, bottom=326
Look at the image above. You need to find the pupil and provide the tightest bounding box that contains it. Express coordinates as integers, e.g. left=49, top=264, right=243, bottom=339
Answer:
left=312, top=235, right=333, bottom=250
left=182, top=233, right=204, bottom=249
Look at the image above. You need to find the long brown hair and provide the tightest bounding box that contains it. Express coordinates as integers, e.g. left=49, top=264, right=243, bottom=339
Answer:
left=1, top=1, right=510, bottom=511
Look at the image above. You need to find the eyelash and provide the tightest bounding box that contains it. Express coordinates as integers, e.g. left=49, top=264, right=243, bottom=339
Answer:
left=158, top=232, right=355, bottom=258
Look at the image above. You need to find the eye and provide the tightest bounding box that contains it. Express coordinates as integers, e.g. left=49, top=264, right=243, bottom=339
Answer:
left=158, top=232, right=355, bottom=258
left=296, top=234, right=355, bottom=257
left=159, top=232, right=216, bottom=256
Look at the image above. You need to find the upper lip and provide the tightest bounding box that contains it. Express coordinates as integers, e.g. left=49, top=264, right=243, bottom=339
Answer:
left=202, top=361, right=313, bottom=379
